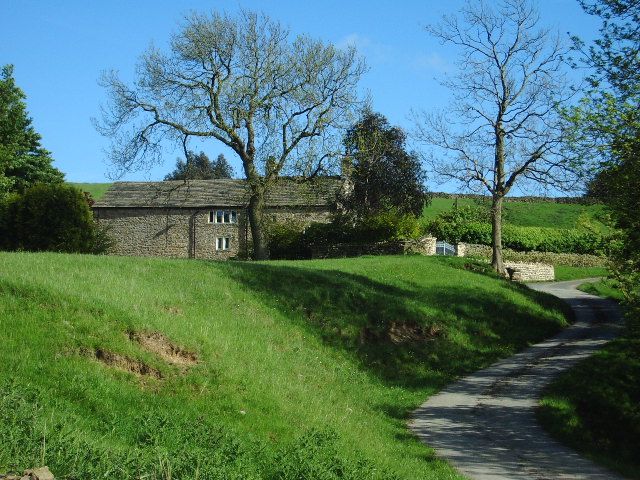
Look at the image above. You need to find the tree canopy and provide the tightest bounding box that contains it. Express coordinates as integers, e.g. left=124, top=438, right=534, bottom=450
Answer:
left=568, top=0, right=639, bottom=307
left=164, top=152, right=234, bottom=180
left=97, top=10, right=365, bottom=259
left=0, top=64, right=64, bottom=198
left=413, top=0, right=574, bottom=272
left=339, top=110, right=427, bottom=219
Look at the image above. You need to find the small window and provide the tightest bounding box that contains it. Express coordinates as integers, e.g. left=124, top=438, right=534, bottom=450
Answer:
left=210, top=210, right=238, bottom=224
left=216, top=237, right=231, bottom=251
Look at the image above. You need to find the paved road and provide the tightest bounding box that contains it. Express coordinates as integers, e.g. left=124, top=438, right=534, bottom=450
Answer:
left=409, top=279, right=625, bottom=480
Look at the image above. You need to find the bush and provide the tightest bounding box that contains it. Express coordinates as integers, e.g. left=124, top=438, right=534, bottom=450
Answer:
left=267, top=211, right=426, bottom=260
left=268, top=222, right=309, bottom=260
left=306, top=212, right=424, bottom=245
left=428, top=207, right=609, bottom=255
left=427, top=206, right=489, bottom=244
left=0, top=183, right=109, bottom=253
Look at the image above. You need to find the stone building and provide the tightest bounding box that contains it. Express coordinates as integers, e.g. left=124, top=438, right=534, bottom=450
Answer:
left=93, top=178, right=342, bottom=259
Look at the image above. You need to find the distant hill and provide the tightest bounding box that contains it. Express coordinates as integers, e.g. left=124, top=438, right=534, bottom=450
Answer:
left=68, top=183, right=112, bottom=200
left=422, top=196, right=609, bottom=230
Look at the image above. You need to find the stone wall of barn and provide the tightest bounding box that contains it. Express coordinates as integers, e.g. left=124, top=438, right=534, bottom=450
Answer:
left=93, top=206, right=332, bottom=260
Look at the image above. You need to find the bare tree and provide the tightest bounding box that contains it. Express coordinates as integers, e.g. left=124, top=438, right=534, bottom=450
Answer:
left=413, top=0, right=576, bottom=273
left=97, top=10, right=365, bottom=259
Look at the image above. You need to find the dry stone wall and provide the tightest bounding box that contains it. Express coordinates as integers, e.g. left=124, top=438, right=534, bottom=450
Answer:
left=459, top=243, right=606, bottom=267
left=310, top=236, right=436, bottom=259
left=504, top=261, right=555, bottom=282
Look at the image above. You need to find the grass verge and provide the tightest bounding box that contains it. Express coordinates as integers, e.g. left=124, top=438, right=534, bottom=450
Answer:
left=0, top=252, right=571, bottom=479
left=554, top=265, right=609, bottom=281
left=538, top=287, right=640, bottom=478
left=578, top=278, right=625, bottom=301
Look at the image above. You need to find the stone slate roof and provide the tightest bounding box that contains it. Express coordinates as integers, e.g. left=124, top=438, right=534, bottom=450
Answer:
left=93, top=178, right=342, bottom=209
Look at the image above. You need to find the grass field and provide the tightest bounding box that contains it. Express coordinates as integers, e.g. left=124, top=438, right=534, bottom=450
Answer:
left=68, top=182, right=112, bottom=200
left=422, top=197, right=609, bottom=229
left=554, top=265, right=610, bottom=281
left=0, top=252, right=572, bottom=479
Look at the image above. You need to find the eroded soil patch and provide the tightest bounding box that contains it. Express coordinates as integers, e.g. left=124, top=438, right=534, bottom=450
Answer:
left=91, top=348, right=163, bottom=379
left=388, top=321, right=442, bottom=344
left=128, top=331, right=198, bottom=367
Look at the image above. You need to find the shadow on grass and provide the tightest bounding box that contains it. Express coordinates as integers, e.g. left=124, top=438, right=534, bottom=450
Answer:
left=216, top=260, right=569, bottom=393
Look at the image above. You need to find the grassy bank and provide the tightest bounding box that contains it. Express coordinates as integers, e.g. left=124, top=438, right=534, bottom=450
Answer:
left=538, top=287, right=640, bottom=479
left=554, top=265, right=609, bottom=281
left=0, top=253, right=571, bottom=479
left=422, top=197, right=609, bottom=229
left=67, top=182, right=112, bottom=200
left=578, top=278, right=625, bottom=301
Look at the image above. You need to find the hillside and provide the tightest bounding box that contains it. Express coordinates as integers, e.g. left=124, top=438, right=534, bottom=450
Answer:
left=0, top=253, right=570, bottom=479
left=67, top=182, right=112, bottom=200
left=422, top=197, right=609, bottom=229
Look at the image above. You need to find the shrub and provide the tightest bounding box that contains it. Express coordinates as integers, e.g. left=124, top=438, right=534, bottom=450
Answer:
left=0, top=183, right=109, bottom=253
left=428, top=207, right=609, bottom=255
left=0, top=193, right=19, bottom=250
left=427, top=206, right=489, bottom=244
left=306, top=211, right=424, bottom=245
left=268, top=222, right=309, bottom=260
left=267, top=211, right=426, bottom=260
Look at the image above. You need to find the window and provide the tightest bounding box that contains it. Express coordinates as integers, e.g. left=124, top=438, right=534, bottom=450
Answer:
left=209, top=210, right=238, bottom=224
left=216, top=237, right=231, bottom=251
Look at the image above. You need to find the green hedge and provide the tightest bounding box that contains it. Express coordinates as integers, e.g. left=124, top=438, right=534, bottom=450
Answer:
left=429, top=210, right=609, bottom=255
left=0, top=183, right=111, bottom=254
left=268, top=211, right=425, bottom=260
left=460, top=222, right=608, bottom=255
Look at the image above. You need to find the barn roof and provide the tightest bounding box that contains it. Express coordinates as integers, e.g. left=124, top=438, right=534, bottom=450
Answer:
left=93, top=178, right=342, bottom=209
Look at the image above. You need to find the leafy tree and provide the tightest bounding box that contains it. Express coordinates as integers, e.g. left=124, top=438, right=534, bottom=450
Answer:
left=0, top=183, right=109, bottom=253
left=568, top=0, right=640, bottom=307
left=97, top=11, right=365, bottom=259
left=339, top=110, right=428, bottom=220
left=0, top=65, right=64, bottom=198
left=413, top=0, right=576, bottom=273
left=164, top=151, right=234, bottom=180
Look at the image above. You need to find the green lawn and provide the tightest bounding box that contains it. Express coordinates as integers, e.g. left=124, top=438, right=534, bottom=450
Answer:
left=554, top=265, right=610, bottom=281
left=0, top=253, right=571, bottom=479
left=578, top=278, right=625, bottom=301
left=68, top=182, right=112, bottom=200
left=422, top=197, right=609, bottom=229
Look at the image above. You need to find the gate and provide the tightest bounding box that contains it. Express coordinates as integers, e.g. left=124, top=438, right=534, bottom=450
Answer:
left=436, top=240, right=457, bottom=256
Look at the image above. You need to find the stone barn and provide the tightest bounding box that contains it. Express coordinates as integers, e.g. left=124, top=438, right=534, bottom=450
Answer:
left=93, top=178, right=342, bottom=259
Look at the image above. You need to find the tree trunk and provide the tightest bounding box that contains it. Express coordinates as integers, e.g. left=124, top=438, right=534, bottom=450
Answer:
left=247, top=186, right=269, bottom=260
left=491, top=194, right=505, bottom=275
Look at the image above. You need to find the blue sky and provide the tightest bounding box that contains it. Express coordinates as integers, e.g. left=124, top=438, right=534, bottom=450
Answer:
left=1, top=0, right=601, bottom=186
